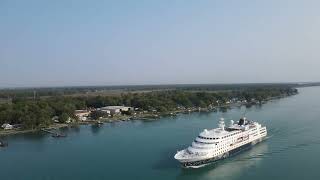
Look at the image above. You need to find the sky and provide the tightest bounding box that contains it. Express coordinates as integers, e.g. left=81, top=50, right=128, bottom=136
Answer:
left=1, top=0, right=320, bottom=87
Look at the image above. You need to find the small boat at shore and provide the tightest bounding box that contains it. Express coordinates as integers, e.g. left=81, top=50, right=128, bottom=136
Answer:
left=52, top=133, right=67, bottom=138
left=96, top=121, right=104, bottom=125
left=41, top=128, right=67, bottom=138
left=92, top=121, right=104, bottom=128
left=0, top=140, right=8, bottom=147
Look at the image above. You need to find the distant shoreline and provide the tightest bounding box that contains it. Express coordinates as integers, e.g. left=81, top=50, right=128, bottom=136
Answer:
left=1, top=81, right=320, bottom=90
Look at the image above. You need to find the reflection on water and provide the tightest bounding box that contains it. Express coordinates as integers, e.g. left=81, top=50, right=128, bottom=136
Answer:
left=68, top=125, right=81, bottom=133
left=8, top=131, right=47, bottom=142
left=176, top=143, right=268, bottom=180
left=91, top=124, right=103, bottom=135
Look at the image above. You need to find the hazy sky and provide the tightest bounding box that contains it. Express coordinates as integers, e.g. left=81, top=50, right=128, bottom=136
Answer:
left=1, top=0, right=320, bottom=87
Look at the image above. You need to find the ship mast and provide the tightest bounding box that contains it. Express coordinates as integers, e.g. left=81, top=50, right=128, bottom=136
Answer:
left=219, top=118, right=225, bottom=131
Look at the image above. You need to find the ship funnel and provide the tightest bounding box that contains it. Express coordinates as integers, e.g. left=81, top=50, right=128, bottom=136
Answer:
left=238, top=117, right=247, bottom=126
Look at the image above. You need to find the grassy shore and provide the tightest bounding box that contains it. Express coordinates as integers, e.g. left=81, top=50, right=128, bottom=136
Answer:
left=0, top=123, right=69, bottom=136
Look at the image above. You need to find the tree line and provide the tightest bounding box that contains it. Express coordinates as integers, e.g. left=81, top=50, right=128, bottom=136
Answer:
left=0, top=87, right=298, bottom=129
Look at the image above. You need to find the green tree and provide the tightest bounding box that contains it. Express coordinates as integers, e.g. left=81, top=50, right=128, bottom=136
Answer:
left=59, top=113, right=69, bottom=123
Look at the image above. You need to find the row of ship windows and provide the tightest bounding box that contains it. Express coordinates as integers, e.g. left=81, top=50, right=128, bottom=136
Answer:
left=260, top=131, right=266, bottom=134
left=250, top=132, right=259, bottom=136
left=195, top=140, right=244, bottom=147
left=223, top=132, right=241, bottom=139
left=193, top=146, right=230, bottom=151
left=194, top=140, right=232, bottom=149
left=214, top=149, right=229, bottom=156
left=194, top=140, right=217, bottom=145
left=195, top=139, right=249, bottom=153
left=193, top=146, right=211, bottom=149
left=199, top=131, right=243, bottom=140
left=198, top=136, right=220, bottom=140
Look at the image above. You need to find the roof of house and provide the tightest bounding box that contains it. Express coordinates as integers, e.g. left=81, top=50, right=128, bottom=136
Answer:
left=101, top=106, right=125, bottom=110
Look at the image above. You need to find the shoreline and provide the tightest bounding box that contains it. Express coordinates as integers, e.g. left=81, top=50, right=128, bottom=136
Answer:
left=0, top=94, right=295, bottom=137
left=0, top=108, right=222, bottom=137
left=0, top=123, right=69, bottom=137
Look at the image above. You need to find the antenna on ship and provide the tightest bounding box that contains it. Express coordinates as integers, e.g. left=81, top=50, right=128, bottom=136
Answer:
left=230, top=119, right=234, bottom=126
left=219, top=118, right=225, bottom=131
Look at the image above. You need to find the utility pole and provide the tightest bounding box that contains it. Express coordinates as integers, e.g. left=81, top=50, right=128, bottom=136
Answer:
left=33, top=90, right=36, bottom=101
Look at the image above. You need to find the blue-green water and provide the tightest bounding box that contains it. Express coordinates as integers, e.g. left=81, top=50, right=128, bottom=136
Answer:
left=1, top=87, right=320, bottom=180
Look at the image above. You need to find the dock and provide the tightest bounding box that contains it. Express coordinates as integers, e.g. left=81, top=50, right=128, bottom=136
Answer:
left=41, top=128, right=67, bottom=138
left=0, top=140, right=8, bottom=147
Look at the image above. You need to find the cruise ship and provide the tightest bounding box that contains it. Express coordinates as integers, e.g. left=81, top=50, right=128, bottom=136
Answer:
left=174, top=117, right=267, bottom=168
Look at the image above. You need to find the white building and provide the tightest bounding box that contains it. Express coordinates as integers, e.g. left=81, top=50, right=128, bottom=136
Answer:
left=100, top=106, right=132, bottom=115
left=74, top=110, right=91, bottom=121
left=99, top=109, right=111, bottom=115
left=52, top=116, right=59, bottom=123
left=1, top=123, right=13, bottom=130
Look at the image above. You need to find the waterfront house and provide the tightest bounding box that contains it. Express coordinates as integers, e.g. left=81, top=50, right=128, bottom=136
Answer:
left=100, top=106, right=133, bottom=115
left=1, top=123, right=13, bottom=130
left=52, top=116, right=59, bottom=123
left=75, top=110, right=91, bottom=121
left=97, top=108, right=111, bottom=115
left=92, top=109, right=111, bottom=119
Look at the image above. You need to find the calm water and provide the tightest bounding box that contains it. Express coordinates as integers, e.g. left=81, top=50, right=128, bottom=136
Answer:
left=1, top=87, right=320, bottom=180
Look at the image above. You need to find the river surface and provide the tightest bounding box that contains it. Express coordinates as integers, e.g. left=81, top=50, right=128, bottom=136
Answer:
left=1, top=87, right=320, bottom=180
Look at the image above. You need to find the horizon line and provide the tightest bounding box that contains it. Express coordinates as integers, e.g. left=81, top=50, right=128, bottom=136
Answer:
left=0, top=81, right=318, bottom=90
